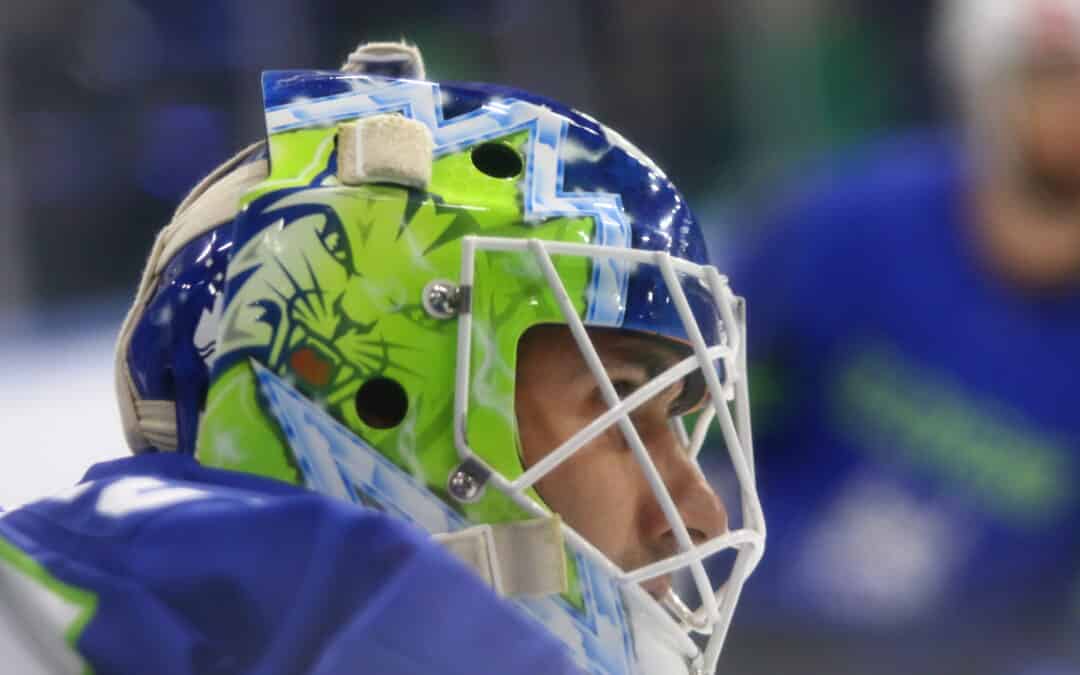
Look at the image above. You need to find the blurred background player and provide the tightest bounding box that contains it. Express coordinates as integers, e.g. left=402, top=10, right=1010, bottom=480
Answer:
left=723, top=1, right=1080, bottom=673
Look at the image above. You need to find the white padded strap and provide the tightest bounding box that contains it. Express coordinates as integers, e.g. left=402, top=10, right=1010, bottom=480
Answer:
left=157, top=157, right=269, bottom=275
left=434, top=517, right=568, bottom=598
left=133, top=400, right=180, bottom=452
left=341, top=41, right=426, bottom=80
left=337, top=115, right=433, bottom=189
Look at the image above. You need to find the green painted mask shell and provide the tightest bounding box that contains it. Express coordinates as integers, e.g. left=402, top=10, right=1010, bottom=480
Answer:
left=197, top=125, right=596, bottom=538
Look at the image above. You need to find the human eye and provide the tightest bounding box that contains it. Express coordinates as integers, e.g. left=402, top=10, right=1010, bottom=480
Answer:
left=598, top=361, right=648, bottom=406
left=611, top=377, right=644, bottom=401
left=610, top=374, right=689, bottom=419
left=667, top=373, right=706, bottom=418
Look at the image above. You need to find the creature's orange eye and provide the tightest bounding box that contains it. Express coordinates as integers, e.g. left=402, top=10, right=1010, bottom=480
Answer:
left=290, top=347, right=333, bottom=388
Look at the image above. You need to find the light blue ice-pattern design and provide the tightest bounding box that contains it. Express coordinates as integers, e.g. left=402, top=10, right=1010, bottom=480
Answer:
left=263, top=77, right=630, bottom=327
left=252, top=362, right=639, bottom=674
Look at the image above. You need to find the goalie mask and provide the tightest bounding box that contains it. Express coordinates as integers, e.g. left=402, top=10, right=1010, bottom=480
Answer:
left=116, top=43, right=765, bottom=675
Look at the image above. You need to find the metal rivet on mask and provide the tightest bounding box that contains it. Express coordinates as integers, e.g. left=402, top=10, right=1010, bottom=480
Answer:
left=447, top=457, right=490, bottom=502
left=422, top=279, right=463, bottom=319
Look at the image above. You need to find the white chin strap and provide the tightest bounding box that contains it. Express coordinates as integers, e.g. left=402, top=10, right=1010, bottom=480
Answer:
left=437, top=521, right=704, bottom=675
left=434, top=517, right=569, bottom=598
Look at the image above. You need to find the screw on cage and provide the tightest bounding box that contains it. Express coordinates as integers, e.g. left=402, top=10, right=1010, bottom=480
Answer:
left=422, top=279, right=465, bottom=319
left=447, top=457, right=490, bottom=502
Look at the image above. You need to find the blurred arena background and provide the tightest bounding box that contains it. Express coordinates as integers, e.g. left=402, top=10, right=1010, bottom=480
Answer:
left=4, top=2, right=1079, bottom=675
left=0, top=0, right=935, bottom=501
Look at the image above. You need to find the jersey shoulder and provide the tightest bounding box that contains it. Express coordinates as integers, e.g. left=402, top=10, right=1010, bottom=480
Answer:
left=0, top=453, right=582, bottom=675
left=2, top=451, right=427, bottom=577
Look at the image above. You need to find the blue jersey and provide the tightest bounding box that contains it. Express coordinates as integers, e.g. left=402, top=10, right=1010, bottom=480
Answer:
left=726, top=132, right=1080, bottom=670
left=0, top=452, right=584, bottom=675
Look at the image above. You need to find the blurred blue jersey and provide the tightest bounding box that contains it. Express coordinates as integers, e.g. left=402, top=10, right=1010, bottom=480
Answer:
left=0, top=452, right=583, bottom=675
left=727, top=132, right=1080, bottom=670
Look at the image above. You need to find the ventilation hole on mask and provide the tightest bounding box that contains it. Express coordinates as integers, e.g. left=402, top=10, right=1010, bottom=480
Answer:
left=471, top=142, right=523, bottom=179
left=354, top=377, right=409, bottom=429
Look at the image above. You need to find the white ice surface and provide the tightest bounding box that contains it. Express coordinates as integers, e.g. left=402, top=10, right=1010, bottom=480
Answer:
left=0, top=303, right=127, bottom=509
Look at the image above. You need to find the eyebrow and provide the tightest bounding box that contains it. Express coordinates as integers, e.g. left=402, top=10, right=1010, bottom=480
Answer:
left=604, top=339, right=686, bottom=378
left=574, top=333, right=689, bottom=384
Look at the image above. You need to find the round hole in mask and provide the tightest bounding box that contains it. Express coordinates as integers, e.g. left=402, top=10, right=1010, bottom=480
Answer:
left=470, top=142, right=523, bottom=179
left=354, top=377, right=409, bottom=429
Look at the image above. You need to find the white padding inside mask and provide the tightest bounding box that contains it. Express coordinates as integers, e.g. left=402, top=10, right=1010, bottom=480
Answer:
left=340, top=41, right=426, bottom=80
left=115, top=143, right=268, bottom=453
left=337, top=115, right=433, bottom=190
left=622, top=587, right=700, bottom=675
left=434, top=516, right=568, bottom=598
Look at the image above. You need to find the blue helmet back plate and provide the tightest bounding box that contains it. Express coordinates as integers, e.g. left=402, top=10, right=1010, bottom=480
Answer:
left=127, top=72, right=720, bottom=454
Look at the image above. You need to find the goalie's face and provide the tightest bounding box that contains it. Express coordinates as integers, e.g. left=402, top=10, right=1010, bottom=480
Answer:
left=1009, top=50, right=1080, bottom=202
left=515, top=324, right=728, bottom=597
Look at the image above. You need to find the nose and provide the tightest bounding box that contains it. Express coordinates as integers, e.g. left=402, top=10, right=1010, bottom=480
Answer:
left=641, top=423, right=728, bottom=550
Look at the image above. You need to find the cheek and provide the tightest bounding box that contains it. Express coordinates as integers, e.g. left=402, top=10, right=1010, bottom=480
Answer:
left=514, top=373, right=651, bottom=564
left=535, top=431, right=646, bottom=561
left=516, top=394, right=588, bottom=469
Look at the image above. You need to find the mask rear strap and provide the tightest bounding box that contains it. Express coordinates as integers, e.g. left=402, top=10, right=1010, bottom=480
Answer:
left=434, top=516, right=568, bottom=598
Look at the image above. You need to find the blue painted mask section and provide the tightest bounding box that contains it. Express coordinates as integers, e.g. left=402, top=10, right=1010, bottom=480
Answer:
left=436, top=84, right=489, bottom=120
left=262, top=70, right=355, bottom=108
left=623, top=270, right=722, bottom=348
left=126, top=143, right=270, bottom=454
left=127, top=224, right=233, bottom=453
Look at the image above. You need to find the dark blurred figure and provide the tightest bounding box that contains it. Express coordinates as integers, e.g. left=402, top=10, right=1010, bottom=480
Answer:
left=723, top=1, right=1080, bottom=674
